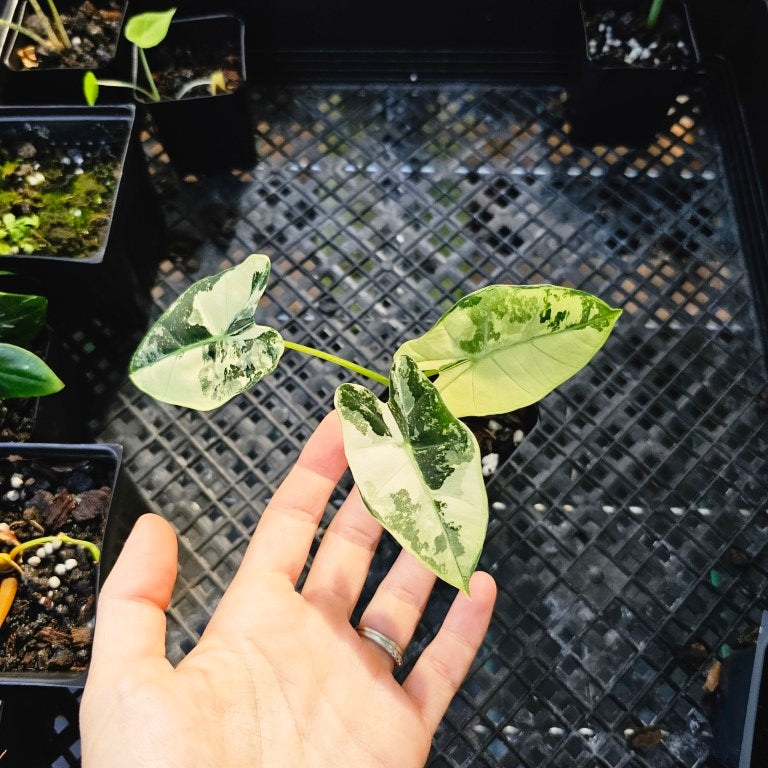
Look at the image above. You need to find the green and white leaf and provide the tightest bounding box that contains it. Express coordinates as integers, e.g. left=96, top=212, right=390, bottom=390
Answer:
left=335, top=355, right=487, bottom=593
left=0, top=292, right=47, bottom=345
left=0, top=343, right=63, bottom=399
left=130, top=253, right=284, bottom=410
left=124, top=8, right=176, bottom=48
left=396, top=285, right=622, bottom=417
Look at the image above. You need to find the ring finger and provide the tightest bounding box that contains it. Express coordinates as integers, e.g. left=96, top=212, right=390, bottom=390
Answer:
left=356, top=549, right=436, bottom=670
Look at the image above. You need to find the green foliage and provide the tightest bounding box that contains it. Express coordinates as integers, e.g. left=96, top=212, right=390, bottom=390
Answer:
left=336, top=356, right=486, bottom=593
left=0, top=213, right=42, bottom=255
left=0, top=292, right=47, bottom=345
left=129, top=254, right=284, bottom=410
left=0, top=152, right=114, bottom=258
left=0, top=343, right=63, bottom=398
left=83, top=71, right=99, bottom=106
left=0, top=290, right=62, bottom=399
left=395, top=284, right=622, bottom=417
left=130, top=254, right=621, bottom=589
left=124, top=8, right=176, bottom=48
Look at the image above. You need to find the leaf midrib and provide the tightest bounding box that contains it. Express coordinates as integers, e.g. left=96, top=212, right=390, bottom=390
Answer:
left=437, top=311, right=619, bottom=370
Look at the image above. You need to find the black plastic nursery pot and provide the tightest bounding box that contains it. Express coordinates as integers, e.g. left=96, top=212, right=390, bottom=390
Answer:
left=0, top=442, right=127, bottom=687
left=0, top=0, right=131, bottom=104
left=0, top=104, right=163, bottom=326
left=135, top=13, right=255, bottom=174
left=569, top=0, right=702, bottom=146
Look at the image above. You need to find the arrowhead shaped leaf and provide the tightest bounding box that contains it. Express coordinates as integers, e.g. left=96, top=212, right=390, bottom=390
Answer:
left=124, top=8, right=176, bottom=49
left=335, top=355, right=487, bottom=593
left=395, top=285, right=622, bottom=417
left=129, top=253, right=284, bottom=410
left=0, top=292, right=47, bottom=345
left=0, top=344, right=63, bottom=399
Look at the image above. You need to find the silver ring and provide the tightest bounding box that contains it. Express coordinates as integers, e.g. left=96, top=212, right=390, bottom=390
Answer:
left=356, top=625, right=404, bottom=668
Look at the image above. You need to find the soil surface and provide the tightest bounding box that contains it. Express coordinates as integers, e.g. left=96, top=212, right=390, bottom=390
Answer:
left=0, top=400, right=36, bottom=442
left=0, top=452, right=114, bottom=673
left=464, top=405, right=538, bottom=479
left=149, top=47, right=243, bottom=102
left=0, top=118, right=127, bottom=258
left=9, top=0, right=124, bottom=71
left=584, top=2, right=694, bottom=69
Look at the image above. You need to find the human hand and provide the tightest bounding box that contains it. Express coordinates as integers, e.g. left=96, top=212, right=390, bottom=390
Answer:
left=80, top=412, right=497, bottom=768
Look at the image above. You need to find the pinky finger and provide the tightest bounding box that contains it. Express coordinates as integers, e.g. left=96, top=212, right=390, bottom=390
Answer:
left=402, top=571, right=497, bottom=735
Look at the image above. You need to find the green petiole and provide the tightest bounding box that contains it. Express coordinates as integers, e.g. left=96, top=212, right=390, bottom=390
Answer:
left=647, top=0, right=665, bottom=29
left=283, top=340, right=390, bottom=387
left=10, top=532, right=100, bottom=563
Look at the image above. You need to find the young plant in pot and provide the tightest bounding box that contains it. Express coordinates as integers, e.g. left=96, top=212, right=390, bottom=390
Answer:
left=0, top=0, right=129, bottom=104
left=0, top=288, right=63, bottom=442
left=84, top=7, right=255, bottom=174
left=129, top=254, right=622, bottom=593
left=569, top=0, right=701, bottom=147
left=0, top=442, right=126, bottom=684
left=0, top=103, right=162, bottom=327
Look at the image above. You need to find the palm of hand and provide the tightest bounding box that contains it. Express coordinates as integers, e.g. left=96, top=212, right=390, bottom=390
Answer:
left=81, top=414, right=495, bottom=768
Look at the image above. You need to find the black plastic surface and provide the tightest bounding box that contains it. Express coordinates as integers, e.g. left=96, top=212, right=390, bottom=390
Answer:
left=1, top=73, right=768, bottom=768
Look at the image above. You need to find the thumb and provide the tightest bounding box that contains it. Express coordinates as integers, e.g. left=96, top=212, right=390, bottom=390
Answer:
left=90, top=513, right=178, bottom=668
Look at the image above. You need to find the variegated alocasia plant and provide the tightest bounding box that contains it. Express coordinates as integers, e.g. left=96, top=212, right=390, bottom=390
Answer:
left=130, top=253, right=621, bottom=591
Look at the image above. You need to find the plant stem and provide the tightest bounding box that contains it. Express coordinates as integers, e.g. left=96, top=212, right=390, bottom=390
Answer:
left=45, top=0, right=70, bottom=48
left=283, top=341, right=390, bottom=387
left=0, top=19, right=55, bottom=51
left=137, top=47, right=160, bottom=102
left=647, top=0, right=664, bottom=29
left=95, top=78, right=157, bottom=101
left=26, top=0, right=60, bottom=48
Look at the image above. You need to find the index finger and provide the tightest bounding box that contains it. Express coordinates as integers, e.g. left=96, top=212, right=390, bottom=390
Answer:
left=226, top=411, right=347, bottom=590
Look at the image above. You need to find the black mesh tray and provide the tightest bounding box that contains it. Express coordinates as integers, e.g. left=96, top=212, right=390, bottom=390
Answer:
left=2, top=70, right=768, bottom=767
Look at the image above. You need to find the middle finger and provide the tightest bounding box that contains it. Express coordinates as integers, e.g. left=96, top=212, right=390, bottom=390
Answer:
left=302, top=486, right=383, bottom=616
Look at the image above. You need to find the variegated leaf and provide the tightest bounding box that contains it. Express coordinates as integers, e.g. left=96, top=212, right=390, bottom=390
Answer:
left=129, top=254, right=284, bottom=410
left=395, top=285, right=621, bottom=417
left=335, top=355, right=487, bottom=593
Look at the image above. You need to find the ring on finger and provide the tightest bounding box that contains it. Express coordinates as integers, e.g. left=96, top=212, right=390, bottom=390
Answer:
left=356, top=625, right=404, bottom=668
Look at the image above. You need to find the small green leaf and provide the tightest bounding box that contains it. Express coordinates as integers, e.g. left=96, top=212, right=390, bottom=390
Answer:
left=0, top=343, right=63, bottom=399
left=130, top=254, right=284, bottom=410
left=0, top=291, right=47, bottom=345
left=335, top=355, right=487, bottom=593
left=124, top=8, right=176, bottom=49
left=83, top=71, right=99, bottom=106
left=396, top=285, right=622, bottom=417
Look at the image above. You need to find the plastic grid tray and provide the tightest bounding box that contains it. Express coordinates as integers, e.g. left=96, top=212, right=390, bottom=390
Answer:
left=6, top=83, right=768, bottom=767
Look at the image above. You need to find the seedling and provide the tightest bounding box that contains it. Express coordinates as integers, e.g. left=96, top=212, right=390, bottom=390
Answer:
left=0, top=0, right=71, bottom=56
left=0, top=532, right=100, bottom=628
left=83, top=8, right=229, bottom=105
left=0, top=213, right=41, bottom=256
left=83, top=7, right=175, bottom=104
left=130, top=254, right=622, bottom=592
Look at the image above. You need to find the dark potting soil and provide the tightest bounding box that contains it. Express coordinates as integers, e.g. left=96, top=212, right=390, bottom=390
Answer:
left=0, top=118, right=127, bottom=258
left=464, top=405, right=538, bottom=479
left=584, top=4, right=694, bottom=69
left=9, top=0, right=123, bottom=71
left=0, top=453, right=113, bottom=673
left=150, top=50, right=243, bottom=102
left=0, top=400, right=35, bottom=442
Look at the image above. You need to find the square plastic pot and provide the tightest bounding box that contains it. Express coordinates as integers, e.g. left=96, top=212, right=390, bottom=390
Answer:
left=569, top=0, right=702, bottom=146
left=0, top=442, right=147, bottom=687
left=0, top=104, right=164, bottom=327
left=133, top=13, right=255, bottom=174
left=0, top=0, right=131, bottom=104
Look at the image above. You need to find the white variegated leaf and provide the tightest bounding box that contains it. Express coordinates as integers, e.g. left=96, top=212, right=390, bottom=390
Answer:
left=395, top=285, right=621, bottom=417
left=129, top=254, right=284, bottom=410
left=335, top=355, right=487, bottom=593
